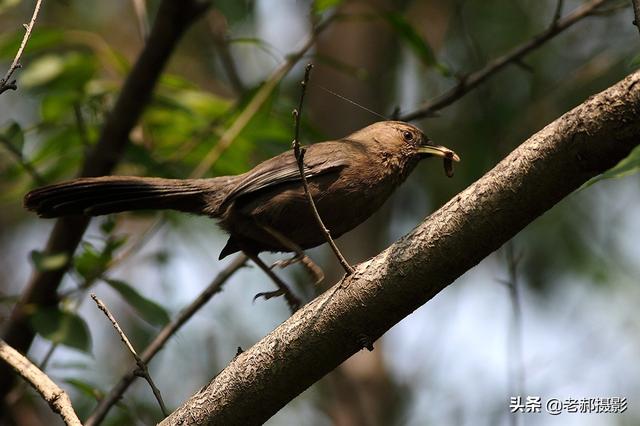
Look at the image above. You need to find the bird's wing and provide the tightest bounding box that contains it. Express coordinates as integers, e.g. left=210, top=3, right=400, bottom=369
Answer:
left=222, top=143, right=350, bottom=204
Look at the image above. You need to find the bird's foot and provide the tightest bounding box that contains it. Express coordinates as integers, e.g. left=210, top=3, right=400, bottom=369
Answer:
left=271, top=254, right=325, bottom=285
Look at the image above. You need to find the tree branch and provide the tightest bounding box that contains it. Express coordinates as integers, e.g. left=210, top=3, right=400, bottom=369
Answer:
left=0, top=0, right=211, bottom=400
left=90, top=294, right=168, bottom=418
left=0, top=340, right=81, bottom=426
left=632, top=0, right=640, bottom=36
left=400, top=0, right=612, bottom=121
left=85, top=254, right=247, bottom=426
left=162, top=70, right=640, bottom=425
left=0, top=0, right=43, bottom=95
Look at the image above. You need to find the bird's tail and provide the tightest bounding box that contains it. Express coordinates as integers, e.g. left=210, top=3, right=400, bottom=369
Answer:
left=24, top=176, right=230, bottom=218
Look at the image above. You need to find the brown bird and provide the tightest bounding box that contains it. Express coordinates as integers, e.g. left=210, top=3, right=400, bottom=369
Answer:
left=24, top=121, right=459, bottom=260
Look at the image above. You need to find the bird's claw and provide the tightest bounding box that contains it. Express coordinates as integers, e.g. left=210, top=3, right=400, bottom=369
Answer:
left=271, top=254, right=325, bottom=285
left=253, top=289, right=285, bottom=302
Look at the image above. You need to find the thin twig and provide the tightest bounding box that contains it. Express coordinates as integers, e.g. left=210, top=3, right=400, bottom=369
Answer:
left=0, top=0, right=44, bottom=95
left=0, top=340, right=82, bottom=426
left=550, top=0, right=564, bottom=27
left=191, top=14, right=335, bottom=178
left=0, top=135, right=45, bottom=185
left=292, top=64, right=354, bottom=275
left=632, top=0, right=640, bottom=36
left=208, top=10, right=245, bottom=95
left=90, top=293, right=168, bottom=418
left=85, top=254, right=247, bottom=426
left=400, top=0, right=612, bottom=121
left=130, top=0, right=150, bottom=41
left=500, top=243, right=525, bottom=426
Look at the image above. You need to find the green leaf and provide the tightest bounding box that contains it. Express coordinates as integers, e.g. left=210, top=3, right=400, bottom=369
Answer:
left=585, top=144, right=640, bottom=187
left=30, top=308, right=92, bottom=353
left=64, top=378, right=104, bottom=400
left=0, top=0, right=20, bottom=14
left=0, top=28, right=65, bottom=59
left=105, top=279, right=170, bottom=326
left=1, top=121, right=24, bottom=151
left=314, top=0, right=343, bottom=13
left=383, top=12, right=450, bottom=76
left=74, top=242, right=109, bottom=280
left=30, top=250, right=69, bottom=271
left=20, top=54, right=66, bottom=87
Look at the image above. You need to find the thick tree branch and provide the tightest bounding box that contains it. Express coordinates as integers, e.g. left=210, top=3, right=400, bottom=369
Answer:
left=162, top=71, right=640, bottom=425
left=0, top=0, right=210, bottom=400
left=0, top=340, right=81, bottom=426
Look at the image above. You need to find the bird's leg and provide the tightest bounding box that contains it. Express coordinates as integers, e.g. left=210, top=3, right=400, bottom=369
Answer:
left=260, top=224, right=324, bottom=285
left=242, top=250, right=301, bottom=313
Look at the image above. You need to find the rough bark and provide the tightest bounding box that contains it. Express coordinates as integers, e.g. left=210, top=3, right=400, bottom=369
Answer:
left=162, top=70, right=640, bottom=425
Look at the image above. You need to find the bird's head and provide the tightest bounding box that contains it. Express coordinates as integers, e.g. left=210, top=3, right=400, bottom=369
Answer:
left=349, top=121, right=460, bottom=173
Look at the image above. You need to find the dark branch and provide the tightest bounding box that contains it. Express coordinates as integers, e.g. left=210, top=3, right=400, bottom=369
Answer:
left=85, top=254, right=246, bottom=426
left=632, top=0, right=640, bottom=36
left=162, top=70, right=640, bottom=426
left=292, top=64, right=354, bottom=275
left=400, top=0, right=612, bottom=121
left=0, top=0, right=211, bottom=402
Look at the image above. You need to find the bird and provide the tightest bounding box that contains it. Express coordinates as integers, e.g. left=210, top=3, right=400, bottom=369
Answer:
left=24, top=121, right=460, bottom=261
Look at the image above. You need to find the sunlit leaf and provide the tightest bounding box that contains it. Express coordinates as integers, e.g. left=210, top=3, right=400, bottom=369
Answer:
left=0, top=0, right=20, bottom=14
left=30, top=250, right=69, bottom=271
left=314, top=0, right=343, bottom=13
left=20, top=54, right=65, bottom=87
left=105, top=279, right=170, bottom=326
left=30, top=308, right=92, bottom=353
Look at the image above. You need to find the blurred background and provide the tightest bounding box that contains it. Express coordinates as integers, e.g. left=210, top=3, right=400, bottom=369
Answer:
left=1, top=0, right=639, bottom=425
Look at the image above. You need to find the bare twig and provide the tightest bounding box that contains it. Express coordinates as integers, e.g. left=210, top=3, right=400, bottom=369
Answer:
left=550, top=0, right=564, bottom=27
left=0, top=0, right=44, bottom=95
left=292, top=64, right=354, bottom=275
left=131, top=0, right=150, bottom=41
left=208, top=10, right=245, bottom=95
left=85, top=254, right=247, bottom=426
left=90, top=294, right=168, bottom=417
left=400, top=0, right=613, bottom=121
left=191, top=14, right=335, bottom=178
left=632, top=0, right=640, bottom=36
left=0, top=340, right=81, bottom=426
left=500, top=243, right=525, bottom=426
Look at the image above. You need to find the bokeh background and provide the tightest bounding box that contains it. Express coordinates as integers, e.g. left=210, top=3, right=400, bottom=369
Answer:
left=1, top=0, right=639, bottom=425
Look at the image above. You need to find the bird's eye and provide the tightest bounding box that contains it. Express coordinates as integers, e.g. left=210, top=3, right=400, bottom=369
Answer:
left=402, top=131, right=414, bottom=142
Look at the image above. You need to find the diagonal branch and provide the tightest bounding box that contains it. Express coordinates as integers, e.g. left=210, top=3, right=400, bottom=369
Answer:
left=162, top=70, right=640, bottom=425
left=0, top=0, right=43, bottom=95
left=0, top=0, right=211, bottom=401
left=84, top=254, right=247, bottom=426
left=0, top=340, right=81, bottom=426
left=90, top=294, right=168, bottom=418
left=400, top=0, right=612, bottom=121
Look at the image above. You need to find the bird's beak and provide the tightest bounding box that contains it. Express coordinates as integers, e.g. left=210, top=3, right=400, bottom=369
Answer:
left=417, top=145, right=461, bottom=162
